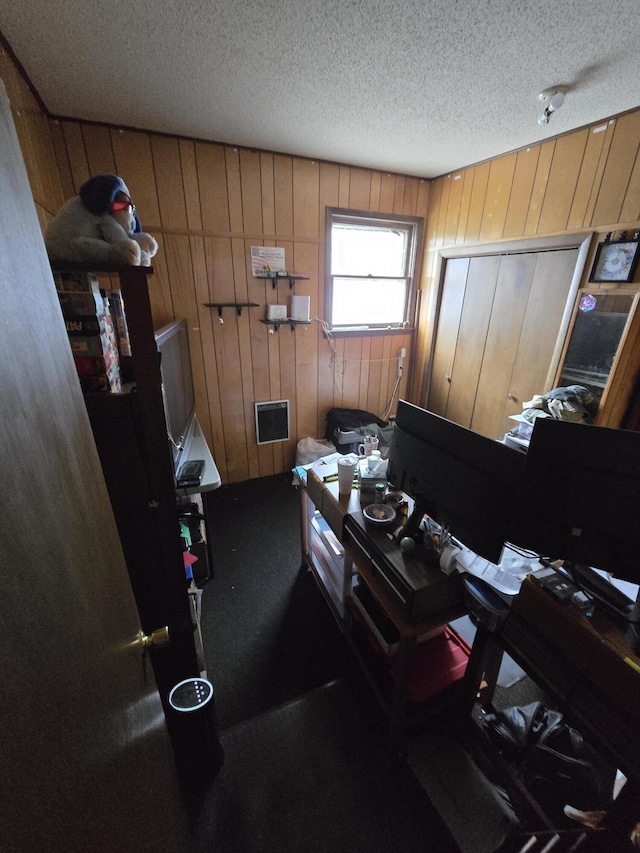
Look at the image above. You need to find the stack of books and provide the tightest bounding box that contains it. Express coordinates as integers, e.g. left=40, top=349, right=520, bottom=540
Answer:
left=54, top=272, right=122, bottom=393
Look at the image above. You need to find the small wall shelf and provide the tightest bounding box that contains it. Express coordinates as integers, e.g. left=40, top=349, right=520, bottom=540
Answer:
left=204, top=302, right=259, bottom=318
left=261, top=319, right=312, bottom=332
left=254, top=273, right=309, bottom=290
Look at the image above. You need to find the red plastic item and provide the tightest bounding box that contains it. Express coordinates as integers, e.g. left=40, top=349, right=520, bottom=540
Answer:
left=389, top=627, right=471, bottom=703
left=347, top=597, right=471, bottom=705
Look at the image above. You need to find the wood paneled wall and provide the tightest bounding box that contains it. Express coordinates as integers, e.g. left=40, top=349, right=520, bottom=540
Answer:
left=413, top=112, right=640, bottom=429
left=5, top=30, right=640, bottom=478
left=1, top=39, right=424, bottom=483
left=48, top=129, right=425, bottom=483
left=0, top=41, right=64, bottom=228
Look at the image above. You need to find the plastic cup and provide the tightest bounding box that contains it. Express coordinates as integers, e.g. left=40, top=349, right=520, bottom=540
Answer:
left=337, top=456, right=357, bottom=495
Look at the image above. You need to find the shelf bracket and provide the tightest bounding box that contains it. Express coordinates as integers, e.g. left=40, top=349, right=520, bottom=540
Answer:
left=269, top=276, right=297, bottom=290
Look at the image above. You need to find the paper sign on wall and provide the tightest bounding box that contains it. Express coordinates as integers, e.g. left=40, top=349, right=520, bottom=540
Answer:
left=251, top=246, right=286, bottom=277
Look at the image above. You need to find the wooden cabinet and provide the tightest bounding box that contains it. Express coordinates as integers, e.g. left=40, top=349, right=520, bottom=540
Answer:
left=54, top=264, right=221, bottom=782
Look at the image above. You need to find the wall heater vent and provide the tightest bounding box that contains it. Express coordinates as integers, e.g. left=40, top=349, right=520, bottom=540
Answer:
left=255, top=400, right=290, bottom=445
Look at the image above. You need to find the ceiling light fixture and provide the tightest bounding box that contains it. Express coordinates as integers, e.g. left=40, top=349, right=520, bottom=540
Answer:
left=537, top=87, right=566, bottom=126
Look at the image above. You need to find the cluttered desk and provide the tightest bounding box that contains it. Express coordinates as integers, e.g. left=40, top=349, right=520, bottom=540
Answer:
left=296, top=399, right=640, bottom=848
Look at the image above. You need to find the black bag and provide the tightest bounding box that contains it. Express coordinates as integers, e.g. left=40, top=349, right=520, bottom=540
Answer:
left=484, top=702, right=615, bottom=819
left=324, top=407, right=387, bottom=443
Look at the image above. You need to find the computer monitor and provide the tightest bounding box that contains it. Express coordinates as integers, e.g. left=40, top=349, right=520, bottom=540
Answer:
left=387, top=400, right=526, bottom=564
left=522, top=417, right=640, bottom=651
left=523, top=417, right=640, bottom=583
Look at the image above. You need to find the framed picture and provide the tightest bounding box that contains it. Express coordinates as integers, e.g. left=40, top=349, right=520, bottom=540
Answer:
left=589, top=239, right=640, bottom=283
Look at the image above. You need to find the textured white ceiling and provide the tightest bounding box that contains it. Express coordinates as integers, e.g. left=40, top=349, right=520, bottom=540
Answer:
left=1, top=0, right=640, bottom=178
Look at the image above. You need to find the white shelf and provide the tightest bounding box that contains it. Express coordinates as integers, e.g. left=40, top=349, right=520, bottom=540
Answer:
left=178, top=415, right=221, bottom=495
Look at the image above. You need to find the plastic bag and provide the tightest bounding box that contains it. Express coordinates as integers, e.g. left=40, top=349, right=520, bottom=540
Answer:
left=295, top=436, right=336, bottom=466
left=483, top=702, right=615, bottom=818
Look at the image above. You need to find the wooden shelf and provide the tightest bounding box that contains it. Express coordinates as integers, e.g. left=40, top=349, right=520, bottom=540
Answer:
left=52, top=262, right=154, bottom=276
left=204, top=302, right=259, bottom=317
left=261, top=318, right=311, bottom=332
left=254, top=272, right=309, bottom=289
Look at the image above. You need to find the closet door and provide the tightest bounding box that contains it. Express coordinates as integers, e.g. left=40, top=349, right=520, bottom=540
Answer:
left=500, top=249, right=580, bottom=429
left=469, top=252, right=538, bottom=437
left=428, top=248, right=578, bottom=439
left=444, top=255, right=502, bottom=428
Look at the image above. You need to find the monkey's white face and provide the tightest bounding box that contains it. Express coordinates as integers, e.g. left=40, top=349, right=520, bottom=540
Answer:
left=110, top=192, right=136, bottom=233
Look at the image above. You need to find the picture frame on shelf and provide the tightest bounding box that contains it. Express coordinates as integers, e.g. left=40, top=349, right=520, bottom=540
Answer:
left=589, top=238, right=640, bottom=283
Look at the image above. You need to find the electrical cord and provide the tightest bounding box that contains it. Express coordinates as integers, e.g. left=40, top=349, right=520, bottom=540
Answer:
left=321, top=319, right=404, bottom=406
left=379, top=366, right=403, bottom=422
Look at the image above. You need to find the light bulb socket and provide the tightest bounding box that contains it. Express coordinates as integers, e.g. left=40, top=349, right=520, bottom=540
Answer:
left=537, top=87, right=566, bottom=126
left=538, top=87, right=566, bottom=105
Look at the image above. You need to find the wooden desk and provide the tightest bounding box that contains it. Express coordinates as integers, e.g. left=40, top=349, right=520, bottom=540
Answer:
left=459, top=575, right=640, bottom=847
left=298, top=468, right=466, bottom=743
left=510, top=577, right=639, bottom=779
left=298, top=462, right=640, bottom=843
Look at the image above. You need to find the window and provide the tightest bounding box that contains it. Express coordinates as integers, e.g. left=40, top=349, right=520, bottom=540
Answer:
left=325, top=208, right=423, bottom=332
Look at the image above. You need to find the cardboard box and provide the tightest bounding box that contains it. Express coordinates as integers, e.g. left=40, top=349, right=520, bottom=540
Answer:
left=54, top=272, right=101, bottom=294
left=358, top=458, right=387, bottom=506
left=74, top=352, right=119, bottom=376
left=64, top=315, right=115, bottom=336
left=69, top=330, right=118, bottom=357
left=78, top=369, right=122, bottom=393
left=107, top=289, right=132, bottom=356
left=57, top=290, right=107, bottom=318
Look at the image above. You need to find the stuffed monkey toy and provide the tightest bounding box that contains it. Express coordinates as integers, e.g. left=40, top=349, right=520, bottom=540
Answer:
left=45, top=174, right=158, bottom=267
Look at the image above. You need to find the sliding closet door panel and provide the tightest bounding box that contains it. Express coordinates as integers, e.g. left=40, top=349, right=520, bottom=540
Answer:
left=504, top=248, right=579, bottom=428
left=470, top=253, right=538, bottom=438
left=428, top=246, right=578, bottom=440
left=444, top=255, right=501, bottom=428
left=427, top=257, right=469, bottom=416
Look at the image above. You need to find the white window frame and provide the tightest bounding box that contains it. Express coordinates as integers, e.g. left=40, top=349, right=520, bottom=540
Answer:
left=325, top=207, right=423, bottom=333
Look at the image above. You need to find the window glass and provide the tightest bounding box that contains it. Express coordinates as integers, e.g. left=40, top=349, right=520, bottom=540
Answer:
left=326, top=209, right=422, bottom=331
left=332, top=278, right=406, bottom=326
left=331, top=223, right=408, bottom=277
left=559, top=292, right=633, bottom=406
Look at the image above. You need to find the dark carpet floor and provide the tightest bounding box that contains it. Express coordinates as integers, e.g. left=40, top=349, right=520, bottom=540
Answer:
left=200, top=473, right=348, bottom=732
left=193, top=473, right=461, bottom=852
left=191, top=678, right=459, bottom=853
left=193, top=473, right=550, bottom=852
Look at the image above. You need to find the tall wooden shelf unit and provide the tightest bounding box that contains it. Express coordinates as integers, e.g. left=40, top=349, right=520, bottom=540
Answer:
left=54, top=264, right=202, bottom=735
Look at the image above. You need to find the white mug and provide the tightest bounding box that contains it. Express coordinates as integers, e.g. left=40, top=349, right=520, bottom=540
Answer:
left=358, top=436, right=379, bottom=457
